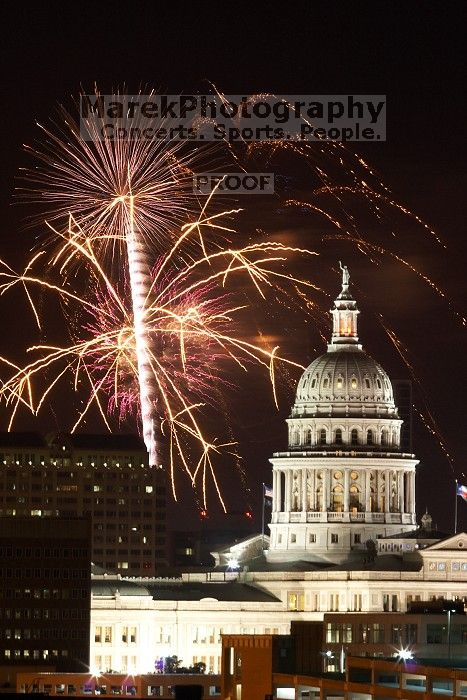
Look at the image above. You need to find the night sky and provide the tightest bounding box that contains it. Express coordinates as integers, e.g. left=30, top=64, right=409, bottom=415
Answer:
left=0, top=2, right=465, bottom=533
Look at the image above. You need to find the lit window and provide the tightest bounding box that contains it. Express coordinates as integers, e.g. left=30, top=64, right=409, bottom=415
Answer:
left=336, top=376, right=343, bottom=389
left=145, top=486, right=153, bottom=493
left=351, top=377, right=357, bottom=389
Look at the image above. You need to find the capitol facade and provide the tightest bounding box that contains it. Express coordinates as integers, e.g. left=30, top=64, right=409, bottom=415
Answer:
left=89, top=266, right=466, bottom=676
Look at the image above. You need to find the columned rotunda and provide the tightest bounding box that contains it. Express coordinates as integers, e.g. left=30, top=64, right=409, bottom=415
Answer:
left=267, top=264, right=418, bottom=564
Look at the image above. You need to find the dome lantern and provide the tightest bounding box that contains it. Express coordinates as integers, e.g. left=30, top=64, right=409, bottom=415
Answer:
left=329, top=262, right=361, bottom=352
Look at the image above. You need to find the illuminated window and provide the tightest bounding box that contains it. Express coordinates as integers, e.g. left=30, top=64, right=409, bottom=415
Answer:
left=350, top=471, right=359, bottom=480
left=336, top=376, right=343, bottom=389
left=288, top=592, right=305, bottom=611
left=351, top=377, right=358, bottom=389
left=334, top=471, right=343, bottom=480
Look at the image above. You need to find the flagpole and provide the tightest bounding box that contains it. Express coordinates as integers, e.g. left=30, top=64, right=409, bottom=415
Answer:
left=262, top=483, right=265, bottom=551
left=454, top=480, right=458, bottom=534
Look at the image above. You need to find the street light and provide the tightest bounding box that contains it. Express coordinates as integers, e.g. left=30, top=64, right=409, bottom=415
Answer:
left=397, top=648, right=414, bottom=661
left=442, top=601, right=459, bottom=661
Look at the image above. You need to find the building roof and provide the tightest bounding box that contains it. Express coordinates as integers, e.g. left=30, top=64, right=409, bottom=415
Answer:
left=379, top=527, right=449, bottom=540
left=0, top=431, right=47, bottom=448
left=145, top=581, right=281, bottom=602
left=91, top=576, right=281, bottom=602
left=92, top=579, right=151, bottom=597
left=49, top=433, right=146, bottom=451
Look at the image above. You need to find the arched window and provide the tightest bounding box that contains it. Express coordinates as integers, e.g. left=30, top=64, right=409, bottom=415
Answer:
left=332, top=484, right=343, bottom=512
left=336, top=376, right=343, bottom=390
left=381, top=429, right=388, bottom=446
left=367, top=429, right=374, bottom=445
left=364, top=378, right=371, bottom=389
left=323, top=377, right=329, bottom=389
left=319, top=429, right=327, bottom=445
left=376, top=378, right=382, bottom=389
left=304, top=429, right=312, bottom=446
left=311, top=378, right=316, bottom=389
left=351, top=428, right=359, bottom=446
left=349, top=484, right=360, bottom=511
left=293, top=429, right=300, bottom=445
left=335, top=428, right=343, bottom=445
left=351, top=377, right=358, bottom=390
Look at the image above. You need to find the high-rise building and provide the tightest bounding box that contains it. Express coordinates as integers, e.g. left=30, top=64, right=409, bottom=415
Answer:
left=0, top=433, right=167, bottom=576
left=0, top=516, right=91, bottom=682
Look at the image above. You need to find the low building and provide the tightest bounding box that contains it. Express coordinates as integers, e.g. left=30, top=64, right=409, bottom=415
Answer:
left=221, top=634, right=467, bottom=700
left=16, top=671, right=221, bottom=698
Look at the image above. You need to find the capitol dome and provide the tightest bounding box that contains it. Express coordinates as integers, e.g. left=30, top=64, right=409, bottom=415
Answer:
left=291, top=264, right=397, bottom=420
left=294, top=351, right=395, bottom=416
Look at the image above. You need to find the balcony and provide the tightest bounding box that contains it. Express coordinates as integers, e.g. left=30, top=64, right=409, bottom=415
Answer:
left=327, top=511, right=345, bottom=522
left=350, top=512, right=365, bottom=521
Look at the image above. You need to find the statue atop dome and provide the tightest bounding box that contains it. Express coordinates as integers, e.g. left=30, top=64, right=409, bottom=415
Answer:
left=339, top=261, right=350, bottom=295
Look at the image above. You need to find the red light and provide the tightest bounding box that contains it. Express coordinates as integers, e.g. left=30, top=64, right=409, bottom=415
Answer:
left=200, top=509, right=208, bottom=518
left=245, top=510, right=252, bottom=519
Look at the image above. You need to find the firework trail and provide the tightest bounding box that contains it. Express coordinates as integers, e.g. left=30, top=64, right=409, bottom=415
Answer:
left=16, top=91, right=230, bottom=468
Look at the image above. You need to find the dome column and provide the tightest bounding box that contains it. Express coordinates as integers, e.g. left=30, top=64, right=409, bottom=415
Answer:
left=344, top=469, right=350, bottom=514
left=285, top=469, right=292, bottom=513
left=398, top=470, right=404, bottom=513
left=273, top=470, right=280, bottom=512
left=410, top=471, right=416, bottom=514
left=321, top=471, right=327, bottom=513
left=384, top=469, right=390, bottom=515
left=301, top=469, right=307, bottom=516
left=365, top=471, right=371, bottom=512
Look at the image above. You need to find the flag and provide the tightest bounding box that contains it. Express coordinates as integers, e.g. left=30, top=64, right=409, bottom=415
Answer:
left=264, top=484, right=273, bottom=499
left=457, top=483, right=467, bottom=501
